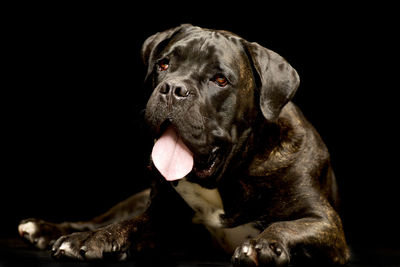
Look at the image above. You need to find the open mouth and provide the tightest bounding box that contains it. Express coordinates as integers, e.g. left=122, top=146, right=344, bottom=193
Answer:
left=151, top=122, right=221, bottom=181
left=193, top=147, right=222, bottom=178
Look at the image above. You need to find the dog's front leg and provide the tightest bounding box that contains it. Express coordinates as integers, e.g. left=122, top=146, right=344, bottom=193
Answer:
left=18, top=188, right=151, bottom=250
left=232, top=206, right=350, bottom=266
left=49, top=179, right=185, bottom=261
left=51, top=211, right=152, bottom=261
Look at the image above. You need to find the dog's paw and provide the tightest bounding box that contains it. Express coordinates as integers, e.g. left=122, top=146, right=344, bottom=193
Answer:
left=232, top=239, right=289, bottom=267
left=51, top=224, right=130, bottom=261
left=18, top=218, right=67, bottom=249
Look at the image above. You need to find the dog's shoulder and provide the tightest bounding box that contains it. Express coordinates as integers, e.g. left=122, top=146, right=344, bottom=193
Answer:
left=282, top=102, right=331, bottom=162
left=248, top=102, right=330, bottom=177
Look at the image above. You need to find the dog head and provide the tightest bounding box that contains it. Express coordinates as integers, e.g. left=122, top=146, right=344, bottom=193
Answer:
left=142, top=24, right=299, bottom=186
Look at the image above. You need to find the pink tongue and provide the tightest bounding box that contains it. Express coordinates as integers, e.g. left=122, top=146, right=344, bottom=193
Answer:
left=151, top=126, right=194, bottom=181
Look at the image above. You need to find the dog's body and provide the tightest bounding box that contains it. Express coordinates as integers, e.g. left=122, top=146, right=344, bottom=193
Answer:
left=18, top=25, right=350, bottom=266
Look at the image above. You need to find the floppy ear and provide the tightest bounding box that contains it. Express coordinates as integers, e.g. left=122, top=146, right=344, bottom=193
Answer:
left=243, top=41, right=300, bottom=122
left=141, top=24, right=193, bottom=78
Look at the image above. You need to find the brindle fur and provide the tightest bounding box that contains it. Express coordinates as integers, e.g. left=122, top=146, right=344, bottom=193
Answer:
left=19, top=24, right=350, bottom=266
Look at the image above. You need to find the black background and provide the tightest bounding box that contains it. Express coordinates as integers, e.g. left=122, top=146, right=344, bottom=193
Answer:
left=1, top=1, right=399, bottom=257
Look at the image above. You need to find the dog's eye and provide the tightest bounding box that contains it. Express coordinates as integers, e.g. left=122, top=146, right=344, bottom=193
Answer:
left=213, top=74, right=228, bottom=87
left=157, top=59, right=169, bottom=71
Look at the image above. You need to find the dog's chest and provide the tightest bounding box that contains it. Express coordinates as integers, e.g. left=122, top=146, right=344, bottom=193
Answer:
left=173, top=179, right=260, bottom=252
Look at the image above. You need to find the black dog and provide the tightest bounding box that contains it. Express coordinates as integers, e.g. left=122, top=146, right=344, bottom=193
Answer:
left=18, top=24, right=350, bottom=266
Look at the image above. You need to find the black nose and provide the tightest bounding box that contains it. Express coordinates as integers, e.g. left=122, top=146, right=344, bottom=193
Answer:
left=159, top=82, right=189, bottom=98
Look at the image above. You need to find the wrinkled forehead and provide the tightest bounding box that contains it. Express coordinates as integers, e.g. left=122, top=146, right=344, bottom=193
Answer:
left=163, top=30, right=245, bottom=70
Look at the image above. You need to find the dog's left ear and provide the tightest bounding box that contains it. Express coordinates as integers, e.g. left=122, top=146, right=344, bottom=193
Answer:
left=243, top=41, right=300, bottom=122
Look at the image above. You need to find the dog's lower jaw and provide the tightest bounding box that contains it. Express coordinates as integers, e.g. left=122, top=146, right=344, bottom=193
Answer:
left=193, top=149, right=222, bottom=178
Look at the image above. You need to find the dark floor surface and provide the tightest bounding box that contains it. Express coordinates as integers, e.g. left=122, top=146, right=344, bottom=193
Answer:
left=1, top=238, right=400, bottom=267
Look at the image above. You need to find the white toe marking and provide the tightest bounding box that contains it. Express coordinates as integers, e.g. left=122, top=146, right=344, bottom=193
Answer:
left=59, top=241, right=72, bottom=252
left=242, top=244, right=249, bottom=254
left=246, top=245, right=254, bottom=256
left=59, top=241, right=81, bottom=258
left=19, top=222, right=37, bottom=235
left=19, top=222, right=49, bottom=249
left=18, top=222, right=38, bottom=242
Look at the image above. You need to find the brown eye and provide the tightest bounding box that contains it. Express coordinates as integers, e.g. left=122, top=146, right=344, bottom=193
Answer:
left=158, top=59, right=169, bottom=71
left=214, top=74, right=228, bottom=87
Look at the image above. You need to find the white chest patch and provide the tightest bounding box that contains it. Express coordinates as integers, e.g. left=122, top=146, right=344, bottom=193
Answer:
left=174, top=179, right=224, bottom=227
left=173, top=179, right=260, bottom=253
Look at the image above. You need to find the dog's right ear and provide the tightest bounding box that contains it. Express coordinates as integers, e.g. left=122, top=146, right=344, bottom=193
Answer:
left=141, top=24, right=192, bottom=78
